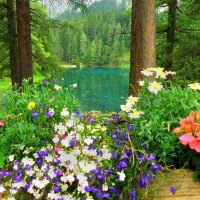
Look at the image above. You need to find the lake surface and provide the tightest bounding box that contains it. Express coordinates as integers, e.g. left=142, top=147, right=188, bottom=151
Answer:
left=60, top=67, right=129, bottom=112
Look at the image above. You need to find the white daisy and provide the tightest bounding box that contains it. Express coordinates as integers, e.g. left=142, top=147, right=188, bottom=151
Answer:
left=148, top=81, right=163, bottom=94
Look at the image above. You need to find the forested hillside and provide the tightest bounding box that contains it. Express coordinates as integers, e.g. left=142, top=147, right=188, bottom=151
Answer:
left=53, top=0, right=131, bottom=67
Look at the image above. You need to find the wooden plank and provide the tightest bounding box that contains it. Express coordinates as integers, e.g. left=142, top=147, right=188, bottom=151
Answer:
left=144, top=169, right=200, bottom=200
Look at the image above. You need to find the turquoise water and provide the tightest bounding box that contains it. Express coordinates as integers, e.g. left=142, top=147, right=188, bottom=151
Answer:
left=61, top=67, right=129, bottom=112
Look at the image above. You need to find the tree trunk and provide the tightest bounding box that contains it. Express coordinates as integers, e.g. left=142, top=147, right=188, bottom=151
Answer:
left=7, top=0, right=19, bottom=86
left=166, top=0, right=177, bottom=71
left=16, top=0, right=33, bottom=86
left=129, top=0, right=156, bottom=95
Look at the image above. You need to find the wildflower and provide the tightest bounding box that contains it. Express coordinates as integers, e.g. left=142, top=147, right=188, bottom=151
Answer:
left=138, top=153, right=144, bottom=164
left=145, top=171, right=151, bottom=179
left=0, top=185, right=6, bottom=193
left=139, top=176, right=148, bottom=188
left=4, top=171, right=11, bottom=177
left=61, top=108, right=69, bottom=117
left=117, top=171, right=126, bottom=182
left=53, top=79, right=58, bottom=84
left=45, top=108, right=54, bottom=117
left=74, top=110, right=80, bottom=115
left=188, top=83, right=200, bottom=90
left=0, top=120, right=4, bottom=127
left=54, top=84, right=61, bottom=91
left=170, top=186, right=176, bottom=195
left=152, top=163, right=161, bottom=173
left=114, top=115, right=120, bottom=121
left=99, top=104, right=106, bottom=110
left=54, top=185, right=61, bottom=193
left=32, top=111, right=39, bottom=118
left=146, top=154, right=156, bottom=161
left=155, top=68, right=167, bottom=79
left=128, top=109, right=144, bottom=119
left=120, top=103, right=132, bottom=112
left=166, top=71, right=176, bottom=75
left=118, top=160, right=128, bottom=169
left=130, top=189, right=137, bottom=200
left=42, top=80, right=48, bottom=84
left=148, top=81, right=163, bottom=94
left=179, top=134, right=195, bottom=145
left=72, top=83, right=77, bottom=88
left=84, top=138, right=94, bottom=145
left=27, top=102, right=35, bottom=110
left=173, top=127, right=182, bottom=134
left=138, top=80, right=144, bottom=86
left=128, top=124, right=134, bottom=131
left=126, top=96, right=139, bottom=105
left=14, top=176, right=22, bottom=183
left=88, top=116, right=95, bottom=122
left=141, top=69, right=153, bottom=76
left=8, top=155, right=15, bottom=162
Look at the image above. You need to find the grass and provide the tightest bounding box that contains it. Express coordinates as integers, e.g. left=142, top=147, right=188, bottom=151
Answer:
left=0, top=73, right=46, bottom=115
left=0, top=72, right=45, bottom=94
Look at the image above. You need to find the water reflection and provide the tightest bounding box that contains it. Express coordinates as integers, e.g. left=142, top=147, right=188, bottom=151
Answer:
left=60, top=67, right=129, bottom=112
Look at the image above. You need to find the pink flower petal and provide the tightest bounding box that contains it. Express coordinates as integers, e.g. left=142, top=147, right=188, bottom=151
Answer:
left=189, top=140, right=200, bottom=153
left=179, top=134, right=195, bottom=145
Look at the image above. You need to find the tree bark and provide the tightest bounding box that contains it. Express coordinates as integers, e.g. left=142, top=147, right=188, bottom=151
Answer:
left=16, top=0, right=33, bottom=86
left=166, top=0, right=177, bottom=71
left=7, top=0, right=19, bottom=86
left=129, top=0, right=156, bottom=95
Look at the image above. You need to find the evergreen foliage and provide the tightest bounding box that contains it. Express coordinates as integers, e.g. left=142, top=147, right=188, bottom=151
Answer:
left=54, top=1, right=130, bottom=67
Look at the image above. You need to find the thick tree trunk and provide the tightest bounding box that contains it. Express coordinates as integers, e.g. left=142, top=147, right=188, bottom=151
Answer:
left=166, top=0, right=177, bottom=71
left=129, top=0, right=156, bottom=95
left=7, top=0, right=19, bottom=86
left=16, top=0, right=33, bottom=86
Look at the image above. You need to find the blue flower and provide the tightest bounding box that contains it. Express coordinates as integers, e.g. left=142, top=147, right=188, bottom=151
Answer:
left=24, top=183, right=30, bottom=190
left=15, top=169, right=24, bottom=175
left=69, top=138, right=75, bottom=147
left=139, top=176, right=148, bottom=188
left=32, top=111, right=39, bottom=118
left=170, top=186, right=176, bottom=195
left=0, top=170, right=4, bottom=177
left=99, top=103, right=106, bottom=110
left=35, top=159, right=43, bottom=167
left=126, top=149, right=133, bottom=157
left=101, top=192, right=110, bottom=199
left=88, top=116, right=95, bottom=122
left=112, top=151, right=118, bottom=158
left=146, top=154, right=156, bottom=161
left=42, top=79, right=48, bottom=84
left=4, top=171, right=11, bottom=177
left=106, top=120, right=113, bottom=124
left=128, top=124, right=134, bottom=131
left=74, top=110, right=80, bottom=115
left=145, top=171, right=151, bottom=180
left=14, top=176, right=22, bottom=183
left=53, top=177, right=60, bottom=183
left=138, top=153, right=144, bottom=164
left=130, top=189, right=137, bottom=200
left=84, top=186, right=92, bottom=192
left=103, top=169, right=112, bottom=175
left=114, top=115, right=120, bottom=121
left=152, top=163, right=161, bottom=173
left=118, top=160, right=128, bottom=169
left=54, top=185, right=61, bottom=193
left=80, top=115, right=86, bottom=121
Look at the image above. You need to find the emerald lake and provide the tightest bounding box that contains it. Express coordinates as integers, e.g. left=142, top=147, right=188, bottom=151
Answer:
left=60, top=67, right=129, bottom=112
